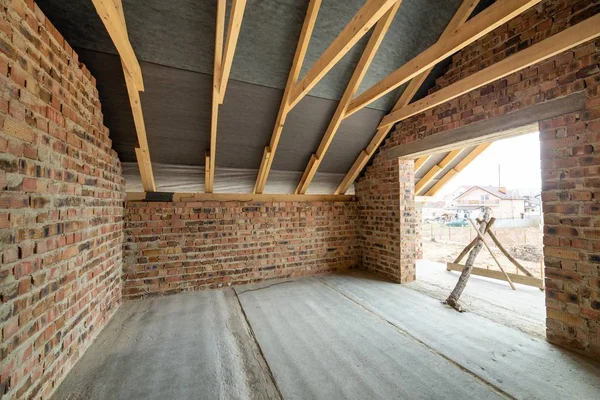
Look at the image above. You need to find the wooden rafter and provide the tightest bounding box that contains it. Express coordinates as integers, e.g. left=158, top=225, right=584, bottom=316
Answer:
left=425, top=143, right=490, bottom=196
left=296, top=1, right=402, bottom=195
left=218, top=0, right=247, bottom=104
left=92, top=0, right=144, bottom=91
left=413, top=155, right=430, bottom=173
left=206, top=0, right=247, bottom=193
left=253, top=0, right=322, bottom=194
left=379, top=13, right=600, bottom=128
left=335, top=0, right=477, bottom=195
left=344, top=0, right=541, bottom=117
left=414, top=149, right=462, bottom=195
left=288, top=0, right=398, bottom=110
left=95, top=0, right=155, bottom=191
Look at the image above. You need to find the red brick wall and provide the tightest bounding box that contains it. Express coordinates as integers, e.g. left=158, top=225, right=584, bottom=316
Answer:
left=0, top=1, right=125, bottom=398
left=355, top=159, right=416, bottom=283
left=123, top=200, right=360, bottom=297
left=357, top=0, right=599, bottom=356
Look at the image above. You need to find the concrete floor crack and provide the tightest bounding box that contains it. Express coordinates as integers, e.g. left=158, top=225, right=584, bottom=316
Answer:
left=233, top=289, right=285, bottom=400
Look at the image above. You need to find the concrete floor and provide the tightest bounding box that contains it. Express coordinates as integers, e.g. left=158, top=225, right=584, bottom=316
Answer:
left=52, top=273, right=600, bottom=400
left=412, top=260, right=546, bottom=337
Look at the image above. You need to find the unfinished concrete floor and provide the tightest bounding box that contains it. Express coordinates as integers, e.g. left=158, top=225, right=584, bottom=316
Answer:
left=52, top=273, right=600, bottom=400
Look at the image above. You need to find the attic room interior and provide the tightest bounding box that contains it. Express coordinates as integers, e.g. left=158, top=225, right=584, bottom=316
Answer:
left=1, top=0, right=600, bottom=398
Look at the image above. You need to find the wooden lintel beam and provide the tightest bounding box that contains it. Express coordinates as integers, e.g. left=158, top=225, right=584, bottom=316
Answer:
left=92, top=0, right=144, bottom=91
left=254, top=0, right=322, bottom=194
left=296, top=1, right=402, bottom=194
left=126, top=192, right=356, bottom=203
left=380, top=13, right=600, bottom=128
left=288, top=0, right=398, bottom=110
left=218, top=0, right=247, bottom=104
left=345, top=0, right=540, bottom=117
left=335, top=0, right=477, bottom=195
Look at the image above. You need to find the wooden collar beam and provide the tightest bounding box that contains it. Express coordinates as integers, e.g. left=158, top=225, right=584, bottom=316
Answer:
left=296, top=0, right=402, bottom=195
left=345, top=0, right=541, bottom=117
left=254, top=0, right=398, bottom=194
left=206, top=0, right=247, bottom=193
left=335, top=0, right=479, bottom=195
left=378, top=12, right=600, bottom=128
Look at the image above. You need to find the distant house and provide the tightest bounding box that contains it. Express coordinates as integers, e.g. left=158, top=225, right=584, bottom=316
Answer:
left=421, top=201, right=447, bottom=221
left=524, top=195, right=541, bottom=215
left=449, top=186, right=526, bottom=220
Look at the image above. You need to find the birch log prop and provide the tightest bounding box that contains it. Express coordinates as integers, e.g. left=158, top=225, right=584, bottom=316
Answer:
left=445, top=207, right=491, bottom=312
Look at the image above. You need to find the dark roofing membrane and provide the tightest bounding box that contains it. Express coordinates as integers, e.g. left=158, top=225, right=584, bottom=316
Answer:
left=36, top=0, right=465, bottom=190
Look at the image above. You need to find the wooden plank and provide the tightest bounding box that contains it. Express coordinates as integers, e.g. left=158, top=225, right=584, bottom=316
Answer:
left=218, top=0, right=247, bottom=104
left=446, top=263, right=544, bottom=289
left=135, top=147, right=156, bottom=192
left=288, top=0, right=398, bottom=109
left=91, top=0, right=144, bottom=91
left=379, top=13, right=600, bottom=128
left=335, top=0, right=480, bottom=194
left=254, top=0, right=322, bottom=194
left=468, top=218, right=516, bottom=290
left=345, top=0, right=540, bottom=116
left=207, top=0, right=226, bottom=193
left=204, top=151, right=211, bottom=192
left=127, top=192, right=356, bottom=203
left=296, top=1, right=402, bottom=194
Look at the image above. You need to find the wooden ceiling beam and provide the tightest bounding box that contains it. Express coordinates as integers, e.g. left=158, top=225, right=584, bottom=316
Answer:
left=380, top=13, right=600, bottom=128
left=296, top=1, right=402, bottom=195
left=288, top=0, right=399, bottom=110
left=254, top=0, right=322, bottom=194
left=218, top=0, right=247, bottom=104
left=345, top=0, right=541, bottom=117
left=335, top=0, right=477, bottom=195
left=425, top=143, right=490, bottom=196
left=92, top=0, right=144, bottom=91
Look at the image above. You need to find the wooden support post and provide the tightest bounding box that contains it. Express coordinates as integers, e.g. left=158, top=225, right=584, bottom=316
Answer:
left=445, top=208, right=491, bottom=311
left=468, top=219, right=516, bottom=290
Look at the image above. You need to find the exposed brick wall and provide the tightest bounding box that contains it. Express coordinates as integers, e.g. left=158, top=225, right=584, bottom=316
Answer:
left=357, top=0, right=599, bottom=357
left=355, top=159, right=416, bottom=283
left=0, top=1, right=125, bottom=398
left=123, top=200, right=360, bottom=297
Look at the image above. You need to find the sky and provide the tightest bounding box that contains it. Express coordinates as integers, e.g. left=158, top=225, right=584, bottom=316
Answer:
left=436, top=131, right=542, bottom=197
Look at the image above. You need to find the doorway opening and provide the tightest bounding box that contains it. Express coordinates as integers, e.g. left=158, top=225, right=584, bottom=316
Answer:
left=409, top=125, right=545, bottom=336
